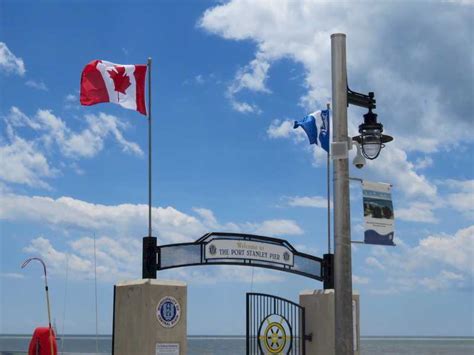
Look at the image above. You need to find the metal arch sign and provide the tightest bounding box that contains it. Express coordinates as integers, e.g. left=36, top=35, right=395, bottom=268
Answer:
left=155, top=232, right=328, bottom=282
left=205, top=238, right=294, bottom=266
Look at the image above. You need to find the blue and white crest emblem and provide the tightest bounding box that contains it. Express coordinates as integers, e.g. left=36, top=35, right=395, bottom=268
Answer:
left=157, top=296, right=181, bottom=328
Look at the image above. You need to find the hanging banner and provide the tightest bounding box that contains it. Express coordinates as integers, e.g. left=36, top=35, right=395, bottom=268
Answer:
left=362, top=181, right=395, bottom=246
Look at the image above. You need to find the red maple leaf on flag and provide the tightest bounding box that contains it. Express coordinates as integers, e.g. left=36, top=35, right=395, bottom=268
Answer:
left=107, top=66, right=131, bottom=100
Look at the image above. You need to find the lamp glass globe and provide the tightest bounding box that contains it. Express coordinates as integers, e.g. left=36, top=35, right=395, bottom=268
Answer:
left=362, top=133, right=382, bottom=159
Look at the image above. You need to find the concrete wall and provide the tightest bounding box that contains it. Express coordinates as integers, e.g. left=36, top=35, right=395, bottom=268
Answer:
left=300, top=289, right=360, bottom=355
left=113, top=279, right=187, bottom=355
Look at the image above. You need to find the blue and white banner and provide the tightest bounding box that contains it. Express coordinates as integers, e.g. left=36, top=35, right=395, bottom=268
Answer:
left=318, top=109, right=330, bottom=153
left=362, top=181, right=395, bottom=246
left=293, top=109, right=330, bottom=153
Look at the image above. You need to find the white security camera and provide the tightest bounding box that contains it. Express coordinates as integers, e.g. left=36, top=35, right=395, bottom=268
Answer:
left=352, top=141, right=366, bottom=169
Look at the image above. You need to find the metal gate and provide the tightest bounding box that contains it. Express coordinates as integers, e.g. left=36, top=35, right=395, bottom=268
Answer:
left=246, top=293, right=308, bottom=355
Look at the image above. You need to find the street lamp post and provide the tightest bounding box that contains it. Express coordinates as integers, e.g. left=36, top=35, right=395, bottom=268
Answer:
left=331, top=33, right=393, bottom=355
left=331, top=33, right=353, bottom=354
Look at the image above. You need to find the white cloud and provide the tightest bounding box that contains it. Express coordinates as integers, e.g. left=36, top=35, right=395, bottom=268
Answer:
left=267, top=114, right=439, bottom=202
left=4, top=106, right=41, bottom=130
left=293, top=243, right=319, bottom=256
left=412, top=226, right=474, bottom=274
left=441, top=179, right=474, bottom=219
left=229, top=100, right=261, bottom=114
left=7, top=107, right=143, bottom=158
left=200, top=0, right=474, bottom=148
left=267, top=119, right=302, bottom=141
left=199, top=0, right=333, bottom=110
left=195, top=74, right=205, bottom=84
left=254, top=219, right=304, bottom=236
left=23, top=236, right=139, bottom=282
left=2, top=193, right=305, bottom=243
left=1, top=194, right=204, bottom=243
left=199, top=0, right=472, bottom=205
left=0, top=42, right=25, bottom=76
left=443, top=0, right=474, bottom=4
left=442, top=179, right=474, bottom=191
left=414, top=156, right=433, bottom=170
left=64, top=94, right=78, bottom=109
left=365, top=256, right=385, bottom=271
left=353, top=274, right=369, bottom=285
left=33, top=110, right=143, bottom=158
left=287, top=195, right=330, bottom=209
left=163, top=265, right=285, bottom=285
left=0, top=134, right=56, bottom=188
left=367, top=225, right=474, bottom=292
left=0, top=272, right=25, bottom=279
left=419, top=270, right=465, bottom=291
left=266, top=118, right=329, bottom=168
left=1, top=107, right=144, bottom=187
left=23, top=234, right=286, bottom=284
left=365, top=146, right=437, bottom=201
left=396, top=202, right=438, bottom=223
left=228, top=57, right=271, bottom=95
left=22, top=230, right=290, bottom=284
left=193, top=207, right=218, bottom=229
left=10, top=193, right=305, bottom=284
left=25, top=80, right=48, bottom=91
left=65, top=94, right=77, bottom=102
left=209, top=36, right=271, bottom=113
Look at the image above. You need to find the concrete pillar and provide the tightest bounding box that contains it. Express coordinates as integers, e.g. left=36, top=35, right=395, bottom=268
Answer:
left=113, top=279, right=187, bottom=355
left=300, top=289, right=360, bottom=355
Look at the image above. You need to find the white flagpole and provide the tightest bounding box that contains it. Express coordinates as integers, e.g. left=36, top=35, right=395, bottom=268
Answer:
left=148, top=57, right=152, bottom=239
left=327, top=103, right=331, bottom=254
left=142, top=58, right=157, bottom=279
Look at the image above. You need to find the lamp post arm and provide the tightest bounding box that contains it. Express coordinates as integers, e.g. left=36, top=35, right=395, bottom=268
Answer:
left=347, top=87, right=376, bottom=109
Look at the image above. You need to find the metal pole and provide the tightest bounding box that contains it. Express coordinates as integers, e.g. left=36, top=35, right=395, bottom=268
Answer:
left=142, top=57, right=157, bottom=279
left=327, top=102, right=331, bottom=255
left=61, top=254, right=69, bottom=354
left=93, top=234, right=99, bottom=354
left=21, top=258, right=55, bottom=355
left=45, top=280, right=54, bottom=355
left=148, top=57, right=152, bottom=238
left=331, top=33, right=354, bottom=354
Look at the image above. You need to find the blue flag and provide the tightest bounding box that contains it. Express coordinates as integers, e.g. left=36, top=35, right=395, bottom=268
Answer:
left=319, top=109, right=330, bottom=153
left=293, top=109, right=330, bottom=152
left=293, top=114, right=318, bottom=145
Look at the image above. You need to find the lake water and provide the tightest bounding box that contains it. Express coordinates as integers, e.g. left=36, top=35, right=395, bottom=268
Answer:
left=1, top=335, right=473, bottom=354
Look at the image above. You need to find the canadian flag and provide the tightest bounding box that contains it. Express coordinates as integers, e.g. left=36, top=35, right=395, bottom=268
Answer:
left=80, top=60, right=147, bottom=115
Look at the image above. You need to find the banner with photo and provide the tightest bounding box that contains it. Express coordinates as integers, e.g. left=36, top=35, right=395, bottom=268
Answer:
left=362, top=181, right=395, bottom=246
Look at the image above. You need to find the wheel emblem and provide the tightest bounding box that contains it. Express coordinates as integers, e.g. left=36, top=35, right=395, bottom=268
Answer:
left=258, top=314, right=292, bottom=354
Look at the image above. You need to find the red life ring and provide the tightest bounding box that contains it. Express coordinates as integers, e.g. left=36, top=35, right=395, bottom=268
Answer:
left=28, top=327, right=57, bottom=355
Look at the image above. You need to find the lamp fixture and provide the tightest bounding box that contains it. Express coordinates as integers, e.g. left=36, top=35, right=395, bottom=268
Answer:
left=352, top=107, right=393, bottom=160
left=347, top=90, right=393, bottom=160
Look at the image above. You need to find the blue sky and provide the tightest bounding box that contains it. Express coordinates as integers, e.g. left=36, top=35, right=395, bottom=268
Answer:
left=1, top=0, right=473, bottom=337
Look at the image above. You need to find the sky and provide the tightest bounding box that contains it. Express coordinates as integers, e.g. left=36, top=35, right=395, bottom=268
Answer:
left=0, top=0, right=473, bottom=337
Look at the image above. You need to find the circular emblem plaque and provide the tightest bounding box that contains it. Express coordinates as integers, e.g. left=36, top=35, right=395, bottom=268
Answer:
left=258, top=314, right=292, bottom=354
left=209, top=244, right=217, bottom=255
left=156, top=296, right=181, bottom=328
